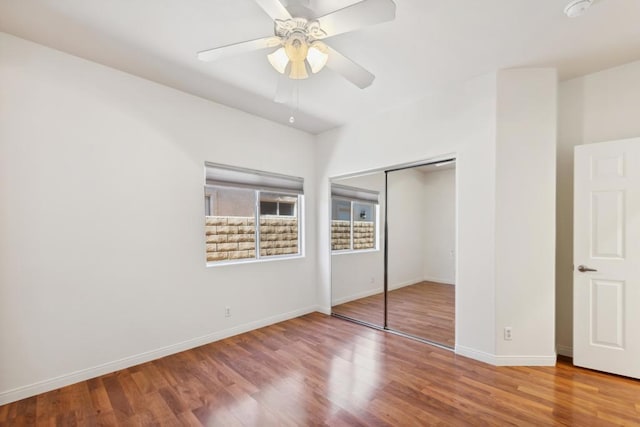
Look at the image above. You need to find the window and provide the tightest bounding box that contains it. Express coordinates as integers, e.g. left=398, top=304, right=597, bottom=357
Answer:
left=204, top=163, right=304, bottom=264
left=260, top=193, right=296, bottom=216
left=331, top=184, right=379, bottom=252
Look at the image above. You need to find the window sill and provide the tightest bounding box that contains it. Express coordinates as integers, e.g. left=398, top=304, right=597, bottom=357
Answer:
left=206, top=253, right=305, bottom=268
left=331, top=249, right=379, bottom=256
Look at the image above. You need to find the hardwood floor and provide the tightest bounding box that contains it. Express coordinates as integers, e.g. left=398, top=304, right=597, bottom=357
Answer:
left=1, top=312, right=639, bottom=426
left=332, top=281, right=455, bottom=347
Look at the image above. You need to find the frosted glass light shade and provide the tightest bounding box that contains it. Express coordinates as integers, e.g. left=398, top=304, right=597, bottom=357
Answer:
left=289, top=60, right=308, bottom=79
left=307, top=44, right=328, bottom=74
left=284, top=36, right=309, bottom=79
left=268, top=47, right=289, bottom=74
left=284, top=36, right=308, bottom=62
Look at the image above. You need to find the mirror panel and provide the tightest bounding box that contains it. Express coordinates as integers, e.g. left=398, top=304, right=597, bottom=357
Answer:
left=330, top=172, right=385, bottom=327
left=386, top=164, right=456, bottom=347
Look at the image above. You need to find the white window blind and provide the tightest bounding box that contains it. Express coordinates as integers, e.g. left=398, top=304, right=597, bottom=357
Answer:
left=206, top=162, right=303, bottom=194
left=331, top=183, right=379, bottom=204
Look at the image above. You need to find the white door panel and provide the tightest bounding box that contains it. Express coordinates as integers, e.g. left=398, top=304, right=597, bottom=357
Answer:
left=590, top=190, right=624, bottom=259
left=574, top=137, right=640, bottom=379
left=590, top=278, right=625, bottom=349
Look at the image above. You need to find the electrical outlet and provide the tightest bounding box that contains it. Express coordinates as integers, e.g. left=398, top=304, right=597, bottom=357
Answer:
left=370, top=277, right=375, bottom=284
left=504, top=327, right=513, bottom=341
left=225, top=307, right=231, bottom=318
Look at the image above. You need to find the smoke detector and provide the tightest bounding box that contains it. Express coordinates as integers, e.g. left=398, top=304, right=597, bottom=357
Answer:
left=564, top=0, right=593, bottom=17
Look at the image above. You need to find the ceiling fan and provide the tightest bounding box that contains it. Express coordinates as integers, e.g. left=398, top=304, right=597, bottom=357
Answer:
left=197, top=0, right=396, bottom=90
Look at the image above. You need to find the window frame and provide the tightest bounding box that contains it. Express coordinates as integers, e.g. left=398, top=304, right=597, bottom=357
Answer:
left=329, top=184, right=380, bottom=255
left=204, top=163, right=304, bottom=266
left=259, top=194, right=297, bottom=217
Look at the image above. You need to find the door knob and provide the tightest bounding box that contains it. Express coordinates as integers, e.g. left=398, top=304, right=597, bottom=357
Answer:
left=577, top=265, right=597, bottom=272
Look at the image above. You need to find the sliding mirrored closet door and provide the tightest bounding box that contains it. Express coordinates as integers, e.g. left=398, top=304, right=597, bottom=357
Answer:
left=330, top=172, right=385, bottom=327
left=385, top=162, right=456, bottom=347
left=330, top=159, right=456, bottom=349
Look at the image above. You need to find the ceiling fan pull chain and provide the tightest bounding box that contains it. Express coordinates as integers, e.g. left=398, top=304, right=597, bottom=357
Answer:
left=289, top=80, right=300, bottom=124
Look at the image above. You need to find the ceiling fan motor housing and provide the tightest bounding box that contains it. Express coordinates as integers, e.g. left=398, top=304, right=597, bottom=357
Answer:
left=274, top=17, right=326, bottom=43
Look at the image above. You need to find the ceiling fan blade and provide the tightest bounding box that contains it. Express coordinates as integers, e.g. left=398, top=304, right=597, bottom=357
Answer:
left=198, top=36, right=281, bottom=62
left=316, top=0, right=396, bottom=39
left=254, top=0, right=292, bottom=21
left=325, top=46, right=375, bottom=89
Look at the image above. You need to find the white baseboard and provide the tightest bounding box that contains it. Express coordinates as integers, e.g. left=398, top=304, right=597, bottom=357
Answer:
left=0, top=305, right=321, bottom=406
left=556, top=344, right=573, bottom=358
left=316, top=306, right=332, bottom=315
left=456, top=345, right=557, bottom=366
left=332, top=278, right=436, bottom=306
left=423, top=276, right=455, bottom=285
left=332, top=288, right=382, bottom=305
left=491, top=354, right=557, bottom=366
left=388, top=278, right=423, bottom=291
left=455, top=345, right=497, bottom=365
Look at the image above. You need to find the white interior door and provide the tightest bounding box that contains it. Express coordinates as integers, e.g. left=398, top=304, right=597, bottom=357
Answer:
left=574, top=137, right=640, bottom=379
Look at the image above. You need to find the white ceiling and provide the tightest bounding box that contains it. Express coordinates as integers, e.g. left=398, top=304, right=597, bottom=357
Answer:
left=1, top=0, right=639, bottom=134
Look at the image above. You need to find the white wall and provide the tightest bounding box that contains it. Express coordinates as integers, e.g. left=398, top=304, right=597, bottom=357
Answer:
left=494, top=69, right=557, bottom=360
left=421, top=168, right=456, bottom=284
left=317, top=69, right=557, bottom=365
left=556, top=59, right=640, bottom=356
left=0, top=33, right=317, bottom=404
left=0, top=31, right=572, bottom=404
left=387, top=168, right=426, bottom=288
left=331, top=172, right=385, bottom=305
left=316, top=73, right=498, bottom=357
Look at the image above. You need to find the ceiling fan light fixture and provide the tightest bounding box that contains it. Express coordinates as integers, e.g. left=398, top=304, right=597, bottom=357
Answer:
left=268, top=32, right=311, bottom=79
left=284, top=34, right=309, bottom=62
left=307, top=42, right=329, bottom=74
left=267, top=47, right=289, bottom=74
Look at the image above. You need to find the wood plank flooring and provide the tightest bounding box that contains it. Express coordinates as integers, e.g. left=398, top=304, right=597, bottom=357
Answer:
left=332, top=281, right=455, bottom=347
left=1, top=312, right=639, bottom=426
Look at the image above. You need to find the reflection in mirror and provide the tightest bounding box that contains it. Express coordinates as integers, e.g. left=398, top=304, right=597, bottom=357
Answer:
left=386, top=162, right=456, bottom=347
left=330, top=172, right=385, bottom=327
